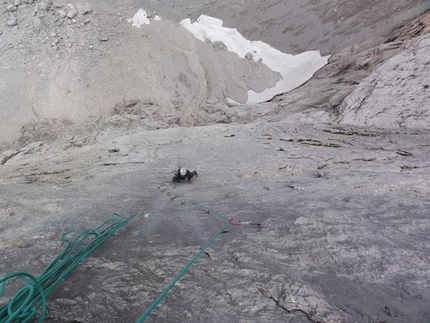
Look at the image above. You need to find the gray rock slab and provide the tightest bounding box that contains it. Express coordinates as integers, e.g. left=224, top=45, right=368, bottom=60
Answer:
left=1, top=122, right=429, bottom=322
left=335, top=33, right=430, bottom=128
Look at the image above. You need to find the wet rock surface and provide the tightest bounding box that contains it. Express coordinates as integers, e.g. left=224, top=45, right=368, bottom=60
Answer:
left=1, top=1, right=430, bottom=323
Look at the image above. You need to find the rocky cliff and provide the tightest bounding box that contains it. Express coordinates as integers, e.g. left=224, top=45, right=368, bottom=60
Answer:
left=1, top=1, right=430, bottom=323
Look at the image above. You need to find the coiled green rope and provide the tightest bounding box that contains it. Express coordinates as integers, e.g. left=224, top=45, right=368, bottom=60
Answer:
left=0, top=213, right=137, bottom=323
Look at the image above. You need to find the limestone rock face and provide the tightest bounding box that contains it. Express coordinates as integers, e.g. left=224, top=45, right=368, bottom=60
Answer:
left=334, top=33, right=430, bottom=128
left=1, top=2, right=430, bottom=323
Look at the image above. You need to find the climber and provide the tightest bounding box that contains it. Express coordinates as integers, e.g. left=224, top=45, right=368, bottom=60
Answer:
left=171, top=167, right=198, bottom=189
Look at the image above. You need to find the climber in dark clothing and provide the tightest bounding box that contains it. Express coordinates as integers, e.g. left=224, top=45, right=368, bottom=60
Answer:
left=171, top=168, right=198, bottom=189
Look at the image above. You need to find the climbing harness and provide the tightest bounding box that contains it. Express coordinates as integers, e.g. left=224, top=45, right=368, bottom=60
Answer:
left=136, top=191, right=261, bottom=322
left=0, top=213, right=136, bottom=323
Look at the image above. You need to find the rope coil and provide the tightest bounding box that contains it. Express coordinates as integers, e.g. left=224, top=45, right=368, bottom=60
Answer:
left=0, top=213, right=137, bottom=323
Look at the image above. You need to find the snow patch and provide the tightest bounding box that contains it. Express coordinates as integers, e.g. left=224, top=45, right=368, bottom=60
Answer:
left=128, top=9, right=161, bottom=27
left=181, top=15, right=330, bottom=104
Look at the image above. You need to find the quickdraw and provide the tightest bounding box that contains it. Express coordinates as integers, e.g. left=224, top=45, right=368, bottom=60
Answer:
left=229, top=217, right=261, bottom=228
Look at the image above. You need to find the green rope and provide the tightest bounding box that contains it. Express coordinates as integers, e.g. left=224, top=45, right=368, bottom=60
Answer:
left=136, top=222, right=231, bottom=323
left=0, top=213, right=137, bottom=323
left=136, top=191, right=233, bottom=322
left=168, top=190, right=230, bottom=222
